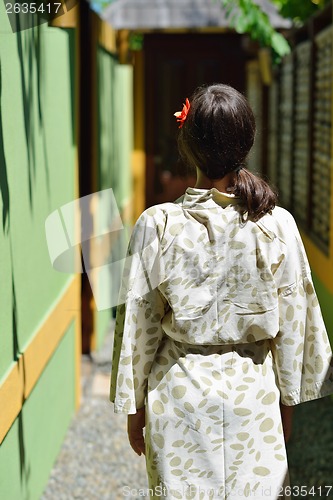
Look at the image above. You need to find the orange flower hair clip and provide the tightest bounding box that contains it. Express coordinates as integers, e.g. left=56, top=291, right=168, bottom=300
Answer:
left=174, top=98, right=190, bottom=128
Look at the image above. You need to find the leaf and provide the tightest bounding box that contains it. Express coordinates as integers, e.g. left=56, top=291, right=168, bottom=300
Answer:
left=271, top=0, right=330, bottom=23
left=219, top=0, right=291, bottom=62
left=234, top=14, right=249, bottom=33
left=271, top=32, right=291, bottom=58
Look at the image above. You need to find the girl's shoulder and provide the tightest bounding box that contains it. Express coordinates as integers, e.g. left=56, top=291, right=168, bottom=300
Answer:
left=257, top=206, right=304, bottom=251
left=132, top=201, right=186, bottom=244
left=271, top=205, right=295, bottom=220
left=136, top=199, right=185, bottom=225
left=258, top=205, right=298, bottom=231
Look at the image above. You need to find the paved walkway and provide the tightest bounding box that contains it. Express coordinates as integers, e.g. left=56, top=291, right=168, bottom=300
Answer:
left=42, top=323, right=149, bottom=500
left=42, top=323, right=333, bottom=499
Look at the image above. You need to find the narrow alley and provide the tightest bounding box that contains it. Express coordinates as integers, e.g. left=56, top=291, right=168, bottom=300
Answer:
left=41, top=324, right=149, bottom=500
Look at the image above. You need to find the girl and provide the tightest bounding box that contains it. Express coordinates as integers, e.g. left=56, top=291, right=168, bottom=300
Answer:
left=110, top=84, right=333, bottom=499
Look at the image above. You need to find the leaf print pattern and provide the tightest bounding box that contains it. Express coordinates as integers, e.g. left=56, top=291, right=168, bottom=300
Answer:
left=110, top=187, right=333, bottom=498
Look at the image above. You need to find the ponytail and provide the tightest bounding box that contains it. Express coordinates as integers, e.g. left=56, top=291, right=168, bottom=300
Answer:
left=233, top=168, right=277, bottom=222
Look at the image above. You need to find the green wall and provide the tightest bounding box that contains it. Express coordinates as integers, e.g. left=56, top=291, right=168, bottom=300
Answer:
left=0, top=322, right=76, bottom=500
left=0, top=4, right=77, bottom=499
left=95, top=47, right=133, bottom=349
left=0, top=8, right=76, bottom=380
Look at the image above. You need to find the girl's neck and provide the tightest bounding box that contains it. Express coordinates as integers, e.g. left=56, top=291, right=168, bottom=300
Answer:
left=194, top=169, right=236, bottom=194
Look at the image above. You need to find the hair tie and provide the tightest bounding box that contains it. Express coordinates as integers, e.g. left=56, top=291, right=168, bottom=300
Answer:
left=174, top=98, right=190, bottom=128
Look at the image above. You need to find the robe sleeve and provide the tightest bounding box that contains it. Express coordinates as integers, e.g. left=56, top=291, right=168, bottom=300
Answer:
left=271, top=211, right=333, bottom=406
left=110, top=210, right=169, bottom=414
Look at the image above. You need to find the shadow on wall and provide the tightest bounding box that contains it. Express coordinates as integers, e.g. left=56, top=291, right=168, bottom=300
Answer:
left=12, top=262, right=31, bottom=488
left=15, top=18, right=51, bottom=210
left=5, top=19, right=77, bottom=487
left=0, top=58, right=10, bottom=232
left=66, top=28, right=75, bottom=148
left=0, top=17, right=54, bottom=490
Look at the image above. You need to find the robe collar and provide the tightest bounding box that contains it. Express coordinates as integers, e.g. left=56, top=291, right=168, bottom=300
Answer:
left=181, top=187, right=242, bottom=210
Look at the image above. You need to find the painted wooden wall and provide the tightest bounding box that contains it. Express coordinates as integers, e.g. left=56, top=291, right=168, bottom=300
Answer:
left=0, top=3, right=80, bottom=499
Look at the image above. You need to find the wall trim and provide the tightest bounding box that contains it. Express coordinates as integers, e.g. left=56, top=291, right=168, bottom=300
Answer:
left=48, top=2, right=78, bottom=28
left=98, top=19, right=117, bottom=54
left=90, top=10, right=117, bottom=54
left=0, top=276, right=81, bottom=444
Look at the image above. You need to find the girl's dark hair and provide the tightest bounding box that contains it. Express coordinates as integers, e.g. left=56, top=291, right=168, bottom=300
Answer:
left=177, top=84, right=277, bottom=221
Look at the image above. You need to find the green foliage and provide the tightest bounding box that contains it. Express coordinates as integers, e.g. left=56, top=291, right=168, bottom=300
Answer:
left=220, top=0, right=290, bottom=61
left=129, top=33, right=144, bottom=51
left=272, top=0, right=331, bottom=24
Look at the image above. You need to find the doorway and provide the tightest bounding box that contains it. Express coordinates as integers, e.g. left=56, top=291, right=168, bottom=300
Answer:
left=144, top=33, right=246, bottom=207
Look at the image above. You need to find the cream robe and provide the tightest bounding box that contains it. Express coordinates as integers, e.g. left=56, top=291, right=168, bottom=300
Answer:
left=110, top=187, right=333, bottom=499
